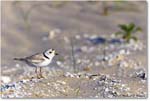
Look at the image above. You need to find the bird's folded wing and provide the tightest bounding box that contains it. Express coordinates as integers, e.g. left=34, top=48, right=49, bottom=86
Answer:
left=26, top=53, right=45, bottom=63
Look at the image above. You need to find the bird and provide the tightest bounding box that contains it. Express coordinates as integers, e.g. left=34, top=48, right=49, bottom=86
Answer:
left=14, top=49, right=58, bottom=79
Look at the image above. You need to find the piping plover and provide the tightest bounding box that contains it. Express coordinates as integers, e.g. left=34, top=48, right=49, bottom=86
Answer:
left=14, top=49, right=58, bottom=79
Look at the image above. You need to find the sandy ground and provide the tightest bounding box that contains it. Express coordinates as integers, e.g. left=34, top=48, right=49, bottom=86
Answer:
left=1, top=1, right=148, bottom=98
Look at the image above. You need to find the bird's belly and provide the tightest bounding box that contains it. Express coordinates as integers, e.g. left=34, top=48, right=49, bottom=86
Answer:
left=34, top=60, right=51, bottom=67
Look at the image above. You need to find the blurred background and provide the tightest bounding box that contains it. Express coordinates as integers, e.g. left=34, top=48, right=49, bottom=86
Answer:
left=1, top=1, right=147, bottom=82
left=1, top=1, right=148, bottom=98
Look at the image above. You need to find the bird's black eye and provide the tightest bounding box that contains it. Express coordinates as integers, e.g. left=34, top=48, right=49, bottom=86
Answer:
left=49, top=51, right=52, bottom=53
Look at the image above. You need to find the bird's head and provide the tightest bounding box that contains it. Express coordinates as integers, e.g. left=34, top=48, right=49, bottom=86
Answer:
left=45, top=48, right=58, bottom=59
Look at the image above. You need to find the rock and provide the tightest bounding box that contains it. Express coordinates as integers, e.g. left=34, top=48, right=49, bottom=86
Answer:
left=130, top=69, right=146, bottom=80
left=15, top=64, right=20, bottom=68
left=86, top=37, right=107, bottom=45
left=1, top=76, right=11, bottom=84
left=119, top=49, right=126, bottom=55
left=136, top=72, right=146, bottom=80
left=119, top=61, right=128, bottom=68
left=64, top=72, right=74, bottom=78
left=56, top=80, right=66, bottom=85
left=103, top=56, right=109, bottom=61
left=75, top=35, right=81, bottom=39
left=83, top=67, right=91, bottom=71
left=48, top=29, right=61, bottom=39
left=109, top=39, right=122, bottom=44
left=42, top=36, right=48, bottom=41
left=56, top=61, right=62, bottom=66
left=63, top=36, right=70, bottom=43
left=81, top=46, right=88, bottom=52
left=95, top=61, right=100, bottom=66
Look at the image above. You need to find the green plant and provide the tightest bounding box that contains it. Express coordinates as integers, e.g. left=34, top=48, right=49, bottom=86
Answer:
left=75, top=87, right=80, bottom=96
left=115, top=23, right=142, bottom=43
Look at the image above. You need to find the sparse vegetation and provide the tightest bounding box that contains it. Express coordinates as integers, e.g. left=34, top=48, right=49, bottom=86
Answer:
left=75, top=87, right=81, bottom=96
left=115, top=23, right=142, bottom=43
left=50, top=1, right=68, bottom=8
left=102, top=2, right=109, bottom=16
left=12, top=2, right=42, bottom=31
left=70, top=37, right=77, bottom=73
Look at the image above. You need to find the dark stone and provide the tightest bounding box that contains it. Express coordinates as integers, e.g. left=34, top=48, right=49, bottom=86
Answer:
left=109, top=39, right=122, bottom=44
left=87, top=37, right=107, bottom=45
left=137, top=72, right=146, bottom=80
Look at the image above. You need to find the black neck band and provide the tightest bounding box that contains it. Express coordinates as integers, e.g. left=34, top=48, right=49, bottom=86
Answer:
left=43, top=53, right=49, bottom=59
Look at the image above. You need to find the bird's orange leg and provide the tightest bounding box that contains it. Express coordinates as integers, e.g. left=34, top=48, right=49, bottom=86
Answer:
left=35, top=67, right=40, bottom=79
left=39, top=67, right=44, bottom=78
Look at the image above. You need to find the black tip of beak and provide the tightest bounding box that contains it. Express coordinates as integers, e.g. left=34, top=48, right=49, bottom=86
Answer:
left=55, top=53, right=59, bottom=55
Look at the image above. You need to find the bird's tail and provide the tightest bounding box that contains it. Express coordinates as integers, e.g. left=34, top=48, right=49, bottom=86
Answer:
left=13, top=58, right=25, bottom=61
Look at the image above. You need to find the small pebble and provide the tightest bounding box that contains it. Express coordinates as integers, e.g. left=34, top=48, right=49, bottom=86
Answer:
left=15, top=64, right=20, bottom=68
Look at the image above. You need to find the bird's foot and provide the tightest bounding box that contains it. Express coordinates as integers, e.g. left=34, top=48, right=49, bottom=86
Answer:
left=37, top=75, right=41, bottom=79
left=36, top=74, right=42, bottom=79
left=39, top=74, right=45, bottom=78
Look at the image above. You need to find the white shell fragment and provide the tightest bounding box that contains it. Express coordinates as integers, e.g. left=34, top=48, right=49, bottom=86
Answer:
left=1, top=76, right=11, bottom=84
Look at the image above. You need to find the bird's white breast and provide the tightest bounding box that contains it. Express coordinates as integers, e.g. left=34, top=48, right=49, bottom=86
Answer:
left=36, top=59, right=52, bottom=67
